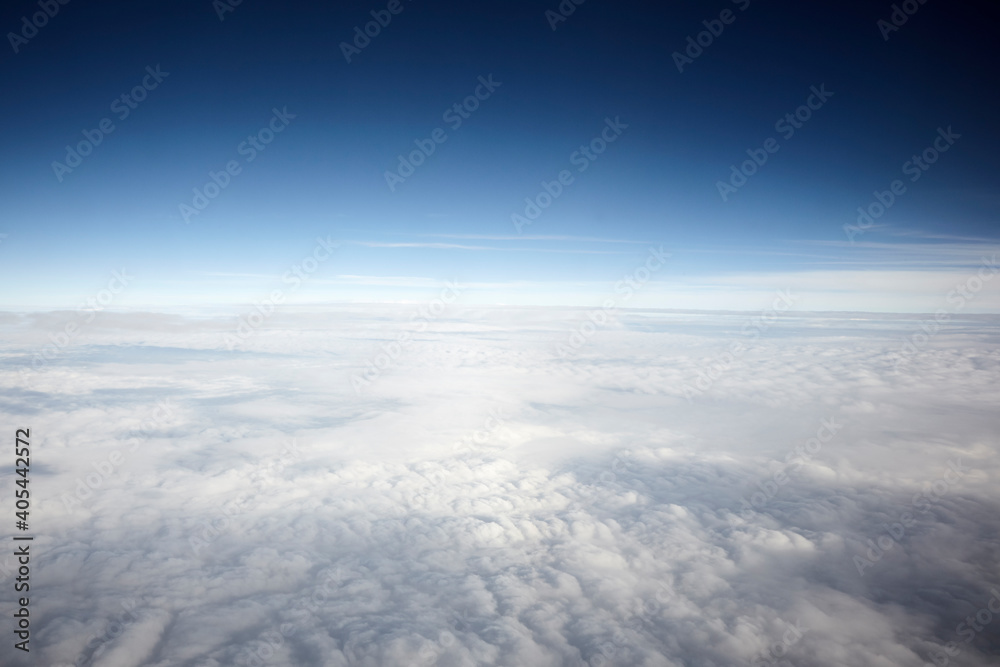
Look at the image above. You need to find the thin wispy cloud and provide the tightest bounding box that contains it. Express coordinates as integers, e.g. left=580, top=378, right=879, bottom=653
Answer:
left=344, top=240, right=632, bottom=254
left=415, top=233, right=649, bottom=244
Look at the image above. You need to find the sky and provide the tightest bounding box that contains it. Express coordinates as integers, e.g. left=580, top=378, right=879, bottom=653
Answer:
left=1, top=0, right=999, bottom=310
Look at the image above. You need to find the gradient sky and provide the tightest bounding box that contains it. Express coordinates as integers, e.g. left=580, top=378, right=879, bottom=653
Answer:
left=1, top=0, right=998, bottom=310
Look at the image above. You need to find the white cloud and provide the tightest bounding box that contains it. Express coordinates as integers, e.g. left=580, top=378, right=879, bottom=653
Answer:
left=1, top=307, right=998, bottom=666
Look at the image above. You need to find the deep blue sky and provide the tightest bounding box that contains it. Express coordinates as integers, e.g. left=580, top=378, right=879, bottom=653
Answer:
left=2, top=0, right=998, bottom=309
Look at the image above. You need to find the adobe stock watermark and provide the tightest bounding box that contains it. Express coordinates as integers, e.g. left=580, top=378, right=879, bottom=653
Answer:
left=593, top=450, right=635, bottom=487
left=234, top=566, right=346, bottom=667
left=682, top=289, right=796, bottom=401
left=729, top=416, right=843, bottom=526
left=944, top=255, right=997, bottom=311
left=555, top=246, right=670, bottom=358
left=179, top=107, right=295, bottom=223
left=213, top=0, right=244, bottom=21
left=844, top=126, right=960, bottom=243
left=671, top=0, right=751, bottom=73
left=57, top=399, right=176, bottom=513
left=392, top=629, right=459, bottom=667
left=49, top=598, right=145, bottom=667
left=187, top=437, right=303, bottom=556
left=878, top=0, right=930, bottom=41
left=51, top=66, right=170, bottom=182
left=923, top=587, right=1000, bottom=667
left=717, top=84, right=833, bottom=201
left=351, top=280, right=462, bottom=393
left=511, top=116, right=628, bottom=233
left=384, top=75, right=502, bottom=192
left=544, top=0, right=587, bottom=31
left=588, top=581, right=679, bottom=666
left=7, top=0, right=71, bottom=54
left=748, top=617, right=809, bottom=667
left=223, top=236, right=338, bottom=349
left=451, top=407, right=510, bottom=456
left=853, top=459, right=968, bottom=576
left=188, top=493, right=255, bottom=555
left=17, top=269, right=133, bottom=380
left=890, top=254, right=996, bottom=371
left=339, top=0, right=414, bottom=63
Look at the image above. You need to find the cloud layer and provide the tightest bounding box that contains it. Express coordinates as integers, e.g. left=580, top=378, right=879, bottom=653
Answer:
left=1, top=306, right=998, bottom=666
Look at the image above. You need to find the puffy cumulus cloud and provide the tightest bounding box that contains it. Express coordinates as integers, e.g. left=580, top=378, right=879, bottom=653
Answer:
left=0, top=307, right=998, bottom=666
